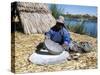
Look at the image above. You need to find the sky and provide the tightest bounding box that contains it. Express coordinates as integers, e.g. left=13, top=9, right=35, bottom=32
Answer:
left=48, top=4, right=97, bottom=16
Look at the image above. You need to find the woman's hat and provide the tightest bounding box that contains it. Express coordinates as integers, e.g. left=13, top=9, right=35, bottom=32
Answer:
left=56, top=16, right=64, bottom=24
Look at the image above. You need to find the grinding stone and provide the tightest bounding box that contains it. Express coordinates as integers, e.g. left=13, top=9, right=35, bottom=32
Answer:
left=44, top=39, right=64, bottom=54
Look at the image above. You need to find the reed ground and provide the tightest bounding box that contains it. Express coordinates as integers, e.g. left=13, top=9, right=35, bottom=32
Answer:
left=11, top=31, right=97, bottom=73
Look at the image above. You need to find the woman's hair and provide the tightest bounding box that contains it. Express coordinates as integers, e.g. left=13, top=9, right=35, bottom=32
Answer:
left=50, top=22, right=65, bottom=31
left=56, top=22, right=64, bottom=27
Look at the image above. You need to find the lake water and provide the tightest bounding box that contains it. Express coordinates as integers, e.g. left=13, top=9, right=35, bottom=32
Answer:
left=65, top=18, right=97, bottom=37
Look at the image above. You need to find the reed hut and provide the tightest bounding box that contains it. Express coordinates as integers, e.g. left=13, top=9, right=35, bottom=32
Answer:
left=11, top=2, right=56, bottom=34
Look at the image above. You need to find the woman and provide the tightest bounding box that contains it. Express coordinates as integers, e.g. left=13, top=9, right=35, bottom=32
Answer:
left=45, top=16, right=71, bottom=50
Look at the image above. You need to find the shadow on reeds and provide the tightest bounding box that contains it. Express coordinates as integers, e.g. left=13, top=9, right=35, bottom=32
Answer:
left=35, top=42, right=52, bottom=55
left=11, top=32, right=15, bottom=73
left=11, top=2, right=24, bottom=33
left=11, top=22, right=24, bottom=33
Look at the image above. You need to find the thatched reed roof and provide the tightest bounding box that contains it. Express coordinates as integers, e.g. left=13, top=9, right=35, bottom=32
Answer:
left=12, top=2, right=56, bottom=34
left=17, top=2, right=50, bottom=13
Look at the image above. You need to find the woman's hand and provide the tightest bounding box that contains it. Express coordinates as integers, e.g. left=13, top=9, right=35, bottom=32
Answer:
left=62, top=42, right=69, bottom=51
left=62, top=43, right=67, bottom=48
left=45, top=35, right=50, bottom=39
left=62, top=43, right=68, bottom=50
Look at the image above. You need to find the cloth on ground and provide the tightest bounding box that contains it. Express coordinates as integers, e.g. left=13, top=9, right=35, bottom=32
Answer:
left=29, top=49, right=70, bottom=65
left=69, top=41, right=92, bottom=53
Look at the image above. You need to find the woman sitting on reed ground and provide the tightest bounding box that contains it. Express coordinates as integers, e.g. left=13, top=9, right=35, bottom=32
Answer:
left=45, top=16, right=71, bottom=51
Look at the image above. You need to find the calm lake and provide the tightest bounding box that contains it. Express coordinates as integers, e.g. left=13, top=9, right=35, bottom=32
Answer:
left=65, top=18, right=97, bottom=37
